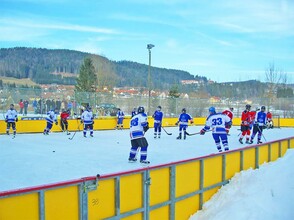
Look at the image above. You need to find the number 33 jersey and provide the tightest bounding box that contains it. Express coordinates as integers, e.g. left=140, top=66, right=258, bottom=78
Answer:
left=204, top=113, right=231, bottom=134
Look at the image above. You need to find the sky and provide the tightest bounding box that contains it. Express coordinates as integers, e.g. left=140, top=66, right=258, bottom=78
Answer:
left=0, top=0, right=294, bottom=83
left=1, top=126, right=294, bottom=219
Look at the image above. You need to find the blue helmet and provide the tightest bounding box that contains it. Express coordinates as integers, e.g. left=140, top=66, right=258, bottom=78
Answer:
left=209, top=106, right=216, bottom=113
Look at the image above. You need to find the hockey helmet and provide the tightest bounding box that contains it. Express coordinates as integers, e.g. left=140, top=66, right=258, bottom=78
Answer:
left=261, top=106, right=266, bottom=111
left=137, top=106, right=145, bottom=113
left=157, top=105, right=162, bottom=109
left=209, top=106, right=216, bottom=114
left=10, top=104, right=14, bottom=109
left=229, top=107, right=234, bottom=111
left=182, top=108, right=186, bottom=113
left=245, top=104, right=251, bottom=110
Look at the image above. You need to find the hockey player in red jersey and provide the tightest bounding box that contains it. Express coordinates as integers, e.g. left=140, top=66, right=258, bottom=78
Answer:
left=266, top=111, right=273, bottom=128
left=239, top=104, right=252, bottom=144
left=60, top=109, right=71, bottom=135
left=222, top=107, right=234, bottom=134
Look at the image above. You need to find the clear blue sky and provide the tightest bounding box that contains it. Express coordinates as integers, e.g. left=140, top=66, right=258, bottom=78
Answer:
left=1, top=0, right=293, bottom=83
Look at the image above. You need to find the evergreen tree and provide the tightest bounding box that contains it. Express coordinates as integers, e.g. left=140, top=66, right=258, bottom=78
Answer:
left=75, top=57, right=97, bottom=92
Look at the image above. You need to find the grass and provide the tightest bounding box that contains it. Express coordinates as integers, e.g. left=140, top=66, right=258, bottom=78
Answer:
left=0, top=76, right=38, bottom=86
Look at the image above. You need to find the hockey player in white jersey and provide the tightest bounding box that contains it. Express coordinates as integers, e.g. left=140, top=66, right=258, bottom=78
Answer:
left=200, top=107, right=232, bottom=152
left=128, top=106, right=150, bottom=164
left=43, top=108, right=58, bottom=135
left=5, top=104, right=18, bottom=137
left=81, top=106, right=94, bottom=137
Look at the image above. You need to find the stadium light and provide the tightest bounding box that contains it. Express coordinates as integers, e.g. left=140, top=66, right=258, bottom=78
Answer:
left=147, top=44, right=155, bottom=115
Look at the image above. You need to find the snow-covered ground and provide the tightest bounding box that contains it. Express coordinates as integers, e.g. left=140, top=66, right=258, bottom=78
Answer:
left=1, top=126, right=294, bottom=219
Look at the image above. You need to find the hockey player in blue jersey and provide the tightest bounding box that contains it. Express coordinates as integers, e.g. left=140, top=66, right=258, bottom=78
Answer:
left=200, top=107, right=232, bottom=152
left=116, top=108, right=125, bottom=130
left=5, top=104, right=18, bottom=137
left=81, top=106, right=94, bottom=137
left=43, top=108, right=58, bottom=135
left=128, top=106, right=150, bottom=164
left=175, top=108, right=194, bottom=140
left=249, top=106, right=267, bottom=144
left=152, top=106, right=163, bottom=138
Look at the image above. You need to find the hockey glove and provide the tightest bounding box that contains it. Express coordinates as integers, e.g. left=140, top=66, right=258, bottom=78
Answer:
left=80, top=120, right=84, bottom=124
left=92, top=121, right=95, bottom=125
left=175, top=122, right=179, bottom=126
left=190, top=120, right=194, bottom=124
left=55, top=121, right=58, bottom=125
left=5, top=119, right=8, bottom=123
left=143, top=122, right=149, bottom=132
left=200, top=129, right=206, bottom=135
left=15, top=118, right=18, bottom=122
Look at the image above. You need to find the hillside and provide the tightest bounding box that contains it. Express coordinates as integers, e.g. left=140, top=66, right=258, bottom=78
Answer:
left=0, top=47, right=204, bottom=90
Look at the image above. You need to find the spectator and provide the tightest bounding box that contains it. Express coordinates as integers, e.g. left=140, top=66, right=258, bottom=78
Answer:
left=19, top=99, right=24, bottom=115
left=23, top=100, right=29, bottom=116
left=32, top=99, right=38, bottom=114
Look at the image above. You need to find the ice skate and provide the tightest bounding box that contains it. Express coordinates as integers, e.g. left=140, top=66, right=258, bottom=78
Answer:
left=140, top=160, right=150, bottom=164
left=128, top=157, right=137, bottom=163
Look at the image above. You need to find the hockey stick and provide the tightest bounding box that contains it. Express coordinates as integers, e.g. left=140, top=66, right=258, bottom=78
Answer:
left=69, top=121, right=82, bottom=140
left=162, top=126, right=172, bottom=135
left=185, top=129, right=212, bottom=136
left=257, top=125, right=267, bottom=142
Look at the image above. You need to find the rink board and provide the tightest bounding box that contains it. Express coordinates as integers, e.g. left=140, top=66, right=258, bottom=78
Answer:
left=0, top=117, right=293, bottom=134
left=0, top=136, right=293, bottom=220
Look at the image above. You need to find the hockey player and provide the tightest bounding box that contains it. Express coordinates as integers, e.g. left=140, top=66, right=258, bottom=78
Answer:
left=128, top=106, right=150, bottom=164
left=266, top=111, right=273, bottom=129
left=239, top=104, right=252, bottom=144
left=175, top=108, right=194, bottom=140
left=200, top=107, right=231, bottom=152
left=116, top=108, right=125, bottom=130
left=5, top=104, right=18, bottom=137
left=249, top=107, right=259, bottom=130
left=60, top=109, right=71, bottom=135
left=152, top=106, right=163, bottom=138
left=81, top=106, right=94, bottom=137
left=43, top=108, right=58, bottom=135
left=222, top=107, right=234, bottom=134
left=249, top=106, right=267, bottom=144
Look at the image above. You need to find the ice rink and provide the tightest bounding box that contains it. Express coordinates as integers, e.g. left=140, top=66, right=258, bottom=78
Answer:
left=1, top=125, right=293, bottom=192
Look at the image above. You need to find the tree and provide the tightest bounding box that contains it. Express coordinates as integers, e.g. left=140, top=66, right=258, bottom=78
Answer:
left=75, top=57, right=97, bottom=92
left=264, top=62, right=284, bottom=108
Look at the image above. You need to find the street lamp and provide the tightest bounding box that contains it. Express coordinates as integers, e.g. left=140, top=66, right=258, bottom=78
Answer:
left=147, top=44, right=154, bottom=115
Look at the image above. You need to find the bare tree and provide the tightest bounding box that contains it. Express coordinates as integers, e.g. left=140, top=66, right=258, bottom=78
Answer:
left=264, top=62, right=284, bottom=110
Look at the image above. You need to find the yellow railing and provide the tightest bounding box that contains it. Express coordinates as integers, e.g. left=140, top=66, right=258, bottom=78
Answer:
left=0, top=116, right=292, bottom=134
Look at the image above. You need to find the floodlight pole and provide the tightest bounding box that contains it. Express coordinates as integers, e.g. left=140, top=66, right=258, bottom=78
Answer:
left=147, top=44, right=154, bottom=115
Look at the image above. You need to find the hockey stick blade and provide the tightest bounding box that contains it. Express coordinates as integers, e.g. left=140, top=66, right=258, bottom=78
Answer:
left=185, top=129, right=212, bottom=136
left=162, top=127, right=172, bottom=135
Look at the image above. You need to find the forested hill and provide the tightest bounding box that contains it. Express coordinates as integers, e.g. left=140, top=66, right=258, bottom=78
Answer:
left=0, top=47, right=206, bottom=90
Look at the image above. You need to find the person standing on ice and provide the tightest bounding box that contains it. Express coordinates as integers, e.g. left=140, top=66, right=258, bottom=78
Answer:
left=116, top=108, right=125, bottom=130
left=200, top=107, right=232, bottom=152
left=239, top=104, right=252, bottom=144
left=43, top=108, right=58, bottom=135
left=175, top=108, right=194, bottom=140
left=222, top=107, right=234, bottom=134
left=81, top=106, right=94, bottom=137
left=249, top=106, right=267, bottom=144
left=152, top=105, right=163, bottom=139
left=128, top=106, right=150, bottom=164
left=60, top=109, right=71, bottom=135
left=5, top=104, right=18, bottom=137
